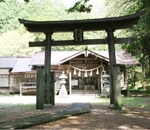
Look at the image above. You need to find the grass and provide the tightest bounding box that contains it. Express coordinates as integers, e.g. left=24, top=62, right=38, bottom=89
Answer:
left=90, top=97, right=109, bottom=105
left=89, top=123, right=96, bottom=127
left=0, top=104, right=35, bottom=112
left=0, top=113, right=7, bottom=117
left=122, top=97, right=150, bottom=108
left=123, top=83, right=150, bottom=107
left=17, top=104, right=35, bottom=109
left=0, top=105, right=6, bottom=109
left=129, top=83, right=150, bottom=96
left=90, top=91, right=149, bottom=109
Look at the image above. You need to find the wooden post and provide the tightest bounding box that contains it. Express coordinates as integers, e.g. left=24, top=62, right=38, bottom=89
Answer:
left=100, top=60, right=103, bottom=94
left=50, top=70, right=55, bottom=105
left=69, top=71, right=72, bottom=95
left=8, top=74, right=10, bottom=93
left=36, top=66, right=44, bottom=110
left=44, top=32, right=52, bottom=104
left=113, top=64, right=122, bottom=110
left=106, top=29, right=116, bottom=107
left=20, top=83, right=22, bottom=96
left=100, top=72, right=103, bottom=94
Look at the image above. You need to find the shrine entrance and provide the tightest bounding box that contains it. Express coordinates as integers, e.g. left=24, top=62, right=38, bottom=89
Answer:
left=19, top=11, right=145, bottom=110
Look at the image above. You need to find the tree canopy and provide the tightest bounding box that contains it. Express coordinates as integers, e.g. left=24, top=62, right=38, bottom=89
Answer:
left=67, top=0, right=93, bottom=13
left=0, top=0, right=96, bottom=56
left=104, top=0, right=150, bottom=83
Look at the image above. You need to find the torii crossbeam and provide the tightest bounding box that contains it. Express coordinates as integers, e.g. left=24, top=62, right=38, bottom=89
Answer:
left=19, top=11, right=145, bottom=110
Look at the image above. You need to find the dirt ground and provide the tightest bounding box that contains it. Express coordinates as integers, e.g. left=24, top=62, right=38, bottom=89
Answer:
left=0, top=94, right=150, bottom=130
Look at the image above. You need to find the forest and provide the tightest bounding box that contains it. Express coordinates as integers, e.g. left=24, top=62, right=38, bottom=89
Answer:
left=0, top=0, right=150, bottom=91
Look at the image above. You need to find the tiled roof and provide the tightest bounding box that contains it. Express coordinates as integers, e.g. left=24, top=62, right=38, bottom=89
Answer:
left=0, top=57, right=18, bottom=69
left=11, top=58, right=35, bottom=73
left=30, top=51, right=79, bottom=66
left=1, top=50, right=139, bottom=73
left=30, top=50, right=140, bottom=66
left=96, top=50, right=140, bottom=65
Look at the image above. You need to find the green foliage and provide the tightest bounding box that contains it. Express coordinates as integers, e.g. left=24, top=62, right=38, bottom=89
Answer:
left=0, top=30, right=41, bottom=56
left=0, top=0, right=23, bottom=34
left=67, top=0, right=92, bottom=13
left=24, top=0, right=29, bottom=2
left=106, top=0, right=150, bottom=83
left=0, top=0, right=93, bottom=55
left=0, top=105, right=6, bottom=109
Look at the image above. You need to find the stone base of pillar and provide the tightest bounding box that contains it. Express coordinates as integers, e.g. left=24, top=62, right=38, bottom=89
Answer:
left=108, top=104, right=114, bottom=109
left=100, top=88, right=110, bottom=98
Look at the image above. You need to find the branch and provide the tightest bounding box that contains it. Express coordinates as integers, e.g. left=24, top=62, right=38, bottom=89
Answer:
left=66, top=0, right=93, bottom=13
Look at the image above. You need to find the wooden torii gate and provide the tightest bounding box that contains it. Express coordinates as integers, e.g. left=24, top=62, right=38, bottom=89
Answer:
left=19, top=11, right=145, bottom=110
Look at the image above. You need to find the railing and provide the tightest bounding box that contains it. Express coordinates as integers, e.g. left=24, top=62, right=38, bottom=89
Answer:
left=20, top=82, right=36, bottom=96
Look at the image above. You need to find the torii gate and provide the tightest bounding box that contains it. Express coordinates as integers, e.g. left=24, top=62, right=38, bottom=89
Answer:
left=19, top=11, right=145, bottom=110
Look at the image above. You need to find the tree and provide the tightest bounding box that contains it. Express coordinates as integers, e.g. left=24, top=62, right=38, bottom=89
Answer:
left=105, top=0, right=150, bottom=85
left=0, top=0, right=94, bottom=55
left=0, top=30, right=41, bottom=56
left=67, top=0, right=92, bottom=13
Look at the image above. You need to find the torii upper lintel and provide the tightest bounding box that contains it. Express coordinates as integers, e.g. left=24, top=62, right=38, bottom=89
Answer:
left=19, top=11, right=145, bottom=33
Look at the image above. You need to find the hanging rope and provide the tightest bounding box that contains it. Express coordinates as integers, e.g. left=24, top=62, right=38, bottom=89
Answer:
left=67, top=65, right=104, bottom=74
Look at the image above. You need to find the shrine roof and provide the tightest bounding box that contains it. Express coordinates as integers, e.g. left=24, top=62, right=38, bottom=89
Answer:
left=10, top=50, right=140, bottom=73
left=0, top=57, right=18, bottom=69
left=29, top=50, right=140, bottom=66
left=11, top=58, right=35, bottom=73
left=19, top=11, right=145, bottom=33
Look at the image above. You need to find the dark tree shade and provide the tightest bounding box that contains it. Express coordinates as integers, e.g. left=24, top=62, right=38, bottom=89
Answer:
left=24, top=0, right=29, bottom=2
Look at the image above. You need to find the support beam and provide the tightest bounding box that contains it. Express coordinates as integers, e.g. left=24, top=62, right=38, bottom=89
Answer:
left=29, top=38, right=133, bottom=47
left=115, top=37, right=133, bottom=44
left=29, top=41, right=46, bottom=47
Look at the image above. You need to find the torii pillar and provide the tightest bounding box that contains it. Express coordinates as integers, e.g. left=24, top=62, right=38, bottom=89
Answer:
left=29, top=31, right=54, bottom=105
left=106, top=29, right=117, bottom=108
left=44, top=32, right=53, bottom=104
